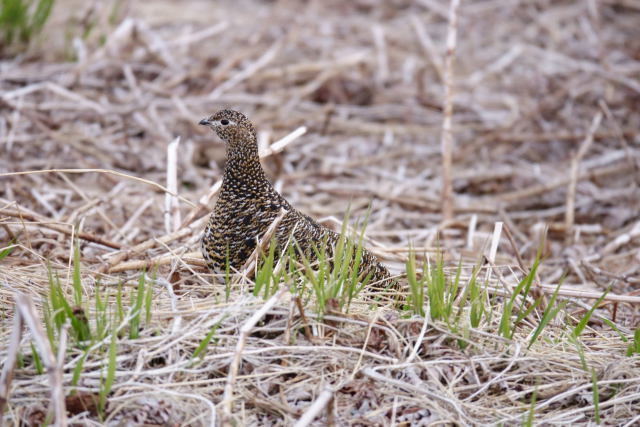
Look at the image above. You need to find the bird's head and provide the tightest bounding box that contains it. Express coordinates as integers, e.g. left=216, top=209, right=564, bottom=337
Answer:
left=199, top=109, right=257, bottom=146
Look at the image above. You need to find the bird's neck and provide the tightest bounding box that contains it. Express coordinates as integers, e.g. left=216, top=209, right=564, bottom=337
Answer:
left=222, top=144, right=268, bottom=187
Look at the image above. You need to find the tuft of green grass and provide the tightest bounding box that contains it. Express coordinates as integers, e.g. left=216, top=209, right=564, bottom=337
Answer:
left=46, top=262, right=92, bottom=347
left=0, top=0, right=55, bottom=52
left=39, top=242, right=157, bottom=409
left=426, top=253, right=465, bottom=323
left=296, top=213, right=372, bottom=317
left=126, top=269, right=156, bottom=338
left=499, top=253, right=541, bottom=340
left=460, top=265, right=485, bottom=329
left=498, top=240, right=569, bottom=347
left=406, top=250, right=490, bottom=335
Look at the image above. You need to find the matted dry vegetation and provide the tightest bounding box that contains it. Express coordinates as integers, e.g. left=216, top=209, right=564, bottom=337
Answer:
left=1, top=0, right=639, bottom=425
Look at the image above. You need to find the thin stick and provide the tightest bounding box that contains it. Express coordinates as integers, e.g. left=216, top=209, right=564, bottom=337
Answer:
left=165, top=136, right=181, bottom=233
left=221, top=288, right=289, bottom=420
left=466, top=214, right=477, bottom=250
left=484, top=221, right=505, bottom=293
left=405, top=311, right=430, bottom=364
left=293, top=387, right=335, bottom=427
left=487, top=221, right=503, bottom=264
left=104, top=215, right=208, bottom=273
left=603, top=220, right=640, bottom=255
left=502, top=223, right=526, bottom=273
left=372, top=25, right=389, bottom=86
left=484, top=283, right=640, bottom=304
left=2, top=207, right=122, bottom=250
left=166, top=22, right=229, bottom=48
left=108, top=250, right=205, bottom=273
left=565, top=112, right=602, bottom=243
left=439, top=0, right=461, bottom=223
left=410, top=15, right=444, bottom=82
left=2, top=81, right=105, bottom=114
left=16, top=294, right=67, bottom=427
left=260, top=126, right=307, bottom=157
left=0, top=310, right=23, bottom=423
left=294, top=296, right=315, bottom=343
left=490, top=162, right=632, bottom=205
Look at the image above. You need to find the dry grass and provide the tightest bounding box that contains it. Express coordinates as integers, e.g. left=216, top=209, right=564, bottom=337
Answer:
left=1, top=0, right=639, bottom=425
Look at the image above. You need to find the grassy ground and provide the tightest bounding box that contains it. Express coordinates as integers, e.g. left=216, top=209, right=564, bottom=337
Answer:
left=1, top=0, right=639, bottom=425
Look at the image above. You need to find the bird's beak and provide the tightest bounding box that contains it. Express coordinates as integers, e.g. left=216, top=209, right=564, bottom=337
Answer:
left=199, top=118, right=211, bottom=126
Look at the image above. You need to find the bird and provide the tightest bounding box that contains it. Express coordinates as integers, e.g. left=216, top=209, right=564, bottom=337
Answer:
left=198, top=109, right=393, bottom=288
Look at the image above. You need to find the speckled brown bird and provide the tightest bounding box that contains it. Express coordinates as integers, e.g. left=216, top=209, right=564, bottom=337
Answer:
left=199, top=109, right=392, bottom=287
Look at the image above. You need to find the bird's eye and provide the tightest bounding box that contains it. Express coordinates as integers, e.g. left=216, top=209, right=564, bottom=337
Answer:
left=220, top=119, right=230, bottom=126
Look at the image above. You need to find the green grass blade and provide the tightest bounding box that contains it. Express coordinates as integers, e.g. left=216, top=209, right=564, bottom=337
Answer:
left=513, top=298, right=542, bottom=326
left=30, top=342, right=43, bottom=374
left=572, top=287, right=610, bottom=338
left=29, top=0, right=55, bottom=33
left=145, top=267, right=156, bottom=325
left=591, top=368, right=601, bottom=424
left=568, top=334, right=588, bottom=371
left=192, top=322, right=221, bottom=360
left=116, top=281, right=124, bottom=324
left=255, top=237, right=277, bottom=298
left=99, top=327, right=118, bottom=416
left=0, top=238, right=17, bottom=260
left=525, top=383, right=538, bottom=427
left=428, top=253, right=446, bottom=321
left=600, top=318, right=627, bottom=342
left=500, top=255, right=541, bottom=339
left=42, top=300, right=56, bottom=350
left=94, top=283, right=109, bottom=340
left=70, top=349, right=89, bottom=391
left=72, top=241, right=82, bottom=307
left=626, top=328, right=640, bottom=357
left=447, top=259, right=463, bottom=319
left=405, top=248, right=424, bottom=317
left=129, top=271, right=146, bottom=339
left=528, top=282, right=567, bottom=349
